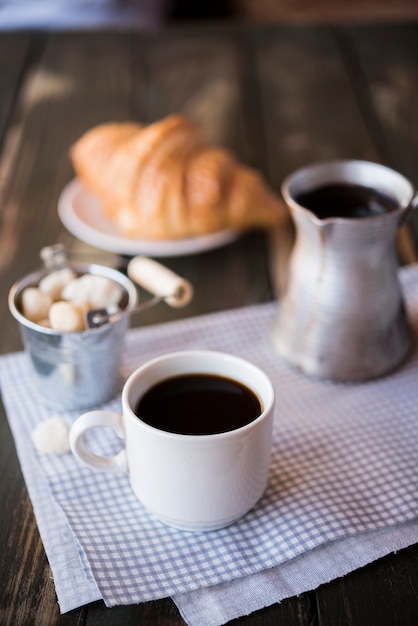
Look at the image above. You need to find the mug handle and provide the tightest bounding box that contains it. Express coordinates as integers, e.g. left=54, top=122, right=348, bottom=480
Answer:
left=69, top=411, right=128, bottom=474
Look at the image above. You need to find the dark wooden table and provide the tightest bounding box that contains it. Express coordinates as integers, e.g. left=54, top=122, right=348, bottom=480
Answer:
left=0, top=21, right=417, bottom=626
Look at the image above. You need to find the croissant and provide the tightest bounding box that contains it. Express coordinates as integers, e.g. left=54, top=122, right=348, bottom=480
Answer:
left=70, top=114, right=288, bottom=240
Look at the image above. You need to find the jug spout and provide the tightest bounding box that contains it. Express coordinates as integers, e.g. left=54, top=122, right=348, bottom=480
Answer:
left=273, top=160, right=415, bottom=381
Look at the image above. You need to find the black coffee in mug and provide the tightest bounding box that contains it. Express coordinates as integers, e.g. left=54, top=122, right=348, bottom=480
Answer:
left=135, top=373, right=262, bottom=435
left=295, top=183, right=399, bottom=220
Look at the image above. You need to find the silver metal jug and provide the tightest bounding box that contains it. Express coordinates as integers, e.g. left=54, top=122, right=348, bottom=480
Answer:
left=272, top=160, right=418, bottom=381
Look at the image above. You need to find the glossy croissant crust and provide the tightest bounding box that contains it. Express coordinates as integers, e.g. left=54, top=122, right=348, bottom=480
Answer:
left=70, top=114, right=288, bottom=240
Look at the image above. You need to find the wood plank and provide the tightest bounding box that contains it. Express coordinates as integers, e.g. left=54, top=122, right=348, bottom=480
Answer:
left=252, top=24, right=378, bottom=294
left=337, top=24, right=418, bottom=182
left=316, top=545, right=418, bottom=626
left=343, top=23, right=418, bottom=256
left=0, top=33, right=31, bottom=145
left=0, top=33, right=33, bottom=351
left=145, top=25, right=254, bottom=154
left=0, top=483, right=85, bottom=626
left=235, top=0, right=418, bottom=23
left=254, top=24, right=378, bottom=187
left=0, top=33, right=65, bottom=626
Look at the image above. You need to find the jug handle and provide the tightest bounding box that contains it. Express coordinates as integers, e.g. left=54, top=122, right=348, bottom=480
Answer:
left=399, top=192, right=418, bottom=227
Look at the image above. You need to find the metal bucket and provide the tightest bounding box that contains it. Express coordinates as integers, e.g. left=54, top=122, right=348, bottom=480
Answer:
left=8, top=263, right=138, bottom=411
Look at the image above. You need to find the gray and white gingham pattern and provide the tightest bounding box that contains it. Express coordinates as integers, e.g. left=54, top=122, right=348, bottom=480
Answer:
left=1, top=265, right=417, bottom=612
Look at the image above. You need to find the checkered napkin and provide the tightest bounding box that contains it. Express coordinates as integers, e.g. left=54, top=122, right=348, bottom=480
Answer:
left=1, top=266, right=418, bottom=624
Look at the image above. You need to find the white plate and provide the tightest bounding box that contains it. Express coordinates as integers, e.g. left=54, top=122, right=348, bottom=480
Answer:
left=58, top=179, right=240, bottom=257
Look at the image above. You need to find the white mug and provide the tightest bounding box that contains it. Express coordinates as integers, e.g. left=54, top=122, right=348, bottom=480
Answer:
left=70, top=350, right=275, bottom=532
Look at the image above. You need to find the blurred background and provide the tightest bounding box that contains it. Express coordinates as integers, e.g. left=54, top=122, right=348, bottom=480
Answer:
left=1, top=0, right=418, bottom=29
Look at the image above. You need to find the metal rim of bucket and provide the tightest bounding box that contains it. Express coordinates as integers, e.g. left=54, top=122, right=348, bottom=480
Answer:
left=8, top=262, right=139, bottom=335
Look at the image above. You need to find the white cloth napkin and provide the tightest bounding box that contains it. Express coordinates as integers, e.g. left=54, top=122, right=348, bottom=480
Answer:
left=1, top=265, right=417, bottom=624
